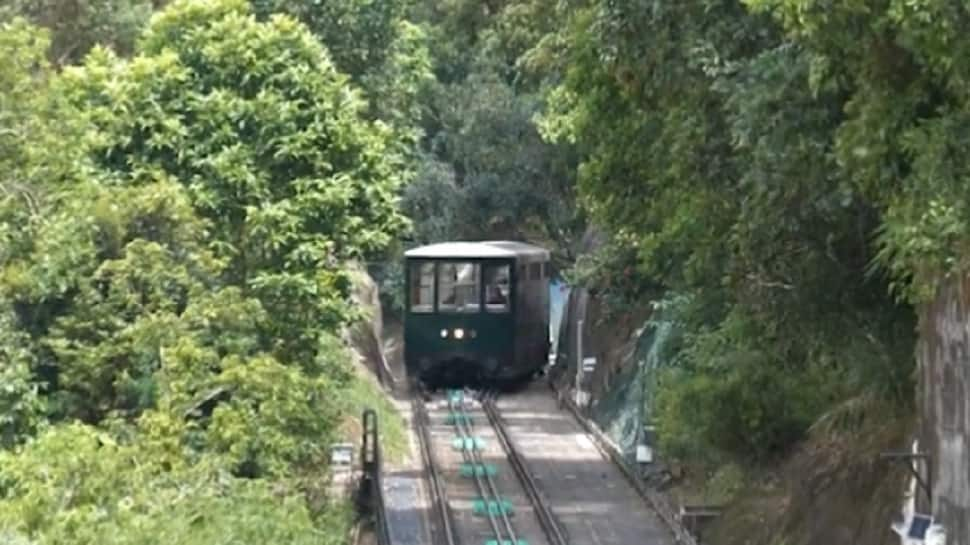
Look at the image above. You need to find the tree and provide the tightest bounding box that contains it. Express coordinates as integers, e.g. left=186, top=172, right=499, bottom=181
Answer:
left=402, top=0, right=583, bottom=261
left=534, top=0, right=916, bottom=461
left=0, top=0, right=408, bottom=468
left=0, top=423, right=347, bottom=545
left=0, top=2, right=430, bottom=542
left=0, top=19, right=82, bottom=209
left=250, top=0, right=406, bottom=82
left=250, top=0, right=435, bottom=152
left=406, top=72, right=579, bottom=253
left=746, top=0, right=970, bottom=301
left=61, top=0, right=409, bottom=365
left=0, top=0, right=153, bottom=64
left=0, top=19, right=84, bottom=437
left=0, top=311, right=44, bottom=448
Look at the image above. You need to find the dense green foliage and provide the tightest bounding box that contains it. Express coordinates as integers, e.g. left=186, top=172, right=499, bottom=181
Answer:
left=2, top=0, right=967, bottom=538
left=373, top=0, right=585, bottom=312
left=402, top=0, right=583, bottom=258
left=0, top=1, right=418, bottom=542
left=530, top=1, right=922, bottom=464
left=0, top=423, right=348, bottom=545
left=0, top=0, right=153, bottom=64
left=524, top=0, right=970, bottom=469
left=746, top=0, right=970, bottom=302
left=400, top=0, right=949, bottom=468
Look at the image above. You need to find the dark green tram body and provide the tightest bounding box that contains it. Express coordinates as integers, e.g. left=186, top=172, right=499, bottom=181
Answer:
left=404, top=241, right=550, bottom=385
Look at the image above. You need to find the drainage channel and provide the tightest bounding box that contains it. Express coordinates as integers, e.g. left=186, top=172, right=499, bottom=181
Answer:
left=413, top=389, right=567, bottom=545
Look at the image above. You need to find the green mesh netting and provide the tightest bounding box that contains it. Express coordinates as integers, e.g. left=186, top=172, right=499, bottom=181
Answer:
left=589, top=295, right=687, bottom=464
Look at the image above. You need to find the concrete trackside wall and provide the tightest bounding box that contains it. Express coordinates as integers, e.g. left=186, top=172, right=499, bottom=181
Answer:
left=917, top=275, right=970, bottom=543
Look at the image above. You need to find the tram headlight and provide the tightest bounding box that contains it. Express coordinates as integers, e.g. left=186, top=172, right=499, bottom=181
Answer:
left=440, top=329, right=448, bottom=338
left=453, top=328, right=465, bottom=340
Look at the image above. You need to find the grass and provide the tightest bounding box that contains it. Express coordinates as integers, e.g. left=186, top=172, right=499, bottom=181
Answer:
left=669, top=462, right=747, bottom=507
left=339, top=369, right=409, bottom=464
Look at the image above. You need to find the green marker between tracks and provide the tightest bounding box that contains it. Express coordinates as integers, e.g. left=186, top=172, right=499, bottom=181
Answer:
left=444, top=411, right=474, bottom=425
left=452, top=436, right=485, bottom=450
left=448, top=389, right=464, bottom=405
left=459, top=462, right=497, bottom=477
left=472, top=498, right=514, bottom=516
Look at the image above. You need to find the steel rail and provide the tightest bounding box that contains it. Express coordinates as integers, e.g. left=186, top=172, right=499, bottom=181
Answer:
left=414, top=397, right=459, bottom=545
left=482, top=394, right=570, bottom=545
left=449, top=392, right=514, bottom=545
left=454, top=393, right=519, bottom=544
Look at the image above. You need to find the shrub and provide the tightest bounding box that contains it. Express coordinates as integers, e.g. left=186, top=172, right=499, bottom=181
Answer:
left=655, top=337, right=841, bottom=464
left=0, top=423, right=346, bottom=545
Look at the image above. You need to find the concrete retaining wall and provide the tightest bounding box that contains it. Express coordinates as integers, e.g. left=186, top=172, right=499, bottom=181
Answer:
left=918, top=276, right=970, bottom=542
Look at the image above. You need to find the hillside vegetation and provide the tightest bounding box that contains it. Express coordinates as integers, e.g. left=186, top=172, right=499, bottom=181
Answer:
left=3, top=0, right=969, bottom=543
left=401, top=0, right=968, bottom=539
left=0, top=0, right=422, bottom=542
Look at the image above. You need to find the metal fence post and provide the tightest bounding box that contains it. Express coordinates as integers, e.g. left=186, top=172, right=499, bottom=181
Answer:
left=361, top=409, right=391, bottom=545
left=576, top=319, right=584, bottom=409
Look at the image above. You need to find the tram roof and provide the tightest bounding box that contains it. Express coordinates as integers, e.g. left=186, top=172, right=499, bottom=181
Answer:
left=404, top=240, right=550, bottom=260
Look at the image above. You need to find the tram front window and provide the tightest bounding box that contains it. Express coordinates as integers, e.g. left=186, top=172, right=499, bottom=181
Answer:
left=438, top=262, right=480, bottom=313
left=484, top=264, right=510, bottom=312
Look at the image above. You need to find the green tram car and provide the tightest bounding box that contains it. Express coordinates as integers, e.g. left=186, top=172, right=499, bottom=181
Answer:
left=404, top=241, right=551, bottom=387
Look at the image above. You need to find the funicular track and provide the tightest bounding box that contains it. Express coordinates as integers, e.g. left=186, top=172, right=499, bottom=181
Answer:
left=481, top=395, right=568, bottom=545
left=413, top=389, right=568, bottom=545
left=414, top=395, right=458, bottom=545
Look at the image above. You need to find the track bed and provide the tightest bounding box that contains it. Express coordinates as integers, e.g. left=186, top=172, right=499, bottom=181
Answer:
left=402, top=384, right=676, bottom=545
left=416, top=390, right=559, bottom=545
left=493, top=384, right=674, bottom=545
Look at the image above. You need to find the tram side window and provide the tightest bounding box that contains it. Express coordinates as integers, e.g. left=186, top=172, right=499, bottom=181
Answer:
left=439, top=262, right=480, bottom=313
left=409, top=262, right=435, bottom=313
left=484, top=264, right=511, bottom=312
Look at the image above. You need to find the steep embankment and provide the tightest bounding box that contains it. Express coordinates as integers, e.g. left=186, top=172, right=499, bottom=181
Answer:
left=340, top=263, right=408, bottom=462
left=553, top=276, right=913, bottom=545
left=710, top=415, right=911, bottom=545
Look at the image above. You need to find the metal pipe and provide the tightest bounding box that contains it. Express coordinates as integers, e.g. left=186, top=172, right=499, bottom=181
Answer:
left=576, top=319, right=583, bottom=407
